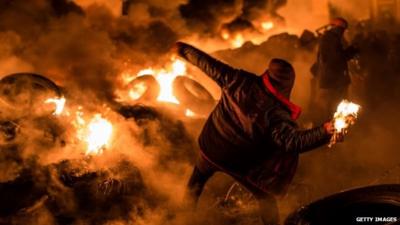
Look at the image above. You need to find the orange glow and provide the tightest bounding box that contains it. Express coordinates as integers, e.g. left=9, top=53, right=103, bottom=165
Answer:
left=261, top=21, right=274, bottom=31
left=137, top=68, right=155, bottom=77
left=333, top=100, right=360, bottom=132
left=45, top=97, right=66, bottom=115
left=185, top=109, right=196, bottom=117
left=221, top=30, right=230, bottom=40
left=232, top=33, right=245, bottom=48
left=74, top=110, right=113, bottom=155
left=121, top=58, right=187, bottom=105
left=85, top=114, right=113, bottom=155
left=329, top=100, right=361, bottom=147
left=128, top=82, right=147, bottom=101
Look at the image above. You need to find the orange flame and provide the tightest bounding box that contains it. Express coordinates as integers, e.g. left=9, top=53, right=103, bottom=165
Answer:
left=125, top=58, right=187, bottom=105
left=232, top=33, right=245, bottom=48
left=85, top=114, right=113, bottom=155
left=45, top=97, right=66, bottom=115
left=74, top=110, right=113, bottom=155
left=261, top=21, right=274, bottom=31
left=333, top=100, right=360, bottom=132
left=329, top=100, right=361, bottom=147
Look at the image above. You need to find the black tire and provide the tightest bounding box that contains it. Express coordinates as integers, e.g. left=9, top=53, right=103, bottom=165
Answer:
left=172, top=76, right=215, bottom=115
left=285, top=184, right=400, bottom=225
left=127, top=75, right=160, bottom=102
left=0, top=73, right=62, bottom=118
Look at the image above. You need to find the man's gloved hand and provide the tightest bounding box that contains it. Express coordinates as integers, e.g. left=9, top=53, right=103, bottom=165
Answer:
left=324, top=121, right=345, bottom=142
left=323, top=121, right=335, bottom=135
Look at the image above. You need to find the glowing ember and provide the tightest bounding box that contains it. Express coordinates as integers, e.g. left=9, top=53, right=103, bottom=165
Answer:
left=137, top=68, right=155, bottom=77
left=45, top=97, right=66, bottom=115
left=329, top=100, right=361, bottom=147
left=172, top=58, right=187, bottom=75
left=261, top=21, right=274, bottom=31
left=121, top=71, right=137, bottom=85
left=221, top=30, right=230, bottom=40
left=128, top=82, right=147, bottom=100
left=86, top=114, right=113, bottom=155
left=185, top=109, right=196, bottom=117
left=232, top=33, right=245, bottom=48
left=132, top=58, right=187, bottom=104
left=75, top=112, right=113, bottom=155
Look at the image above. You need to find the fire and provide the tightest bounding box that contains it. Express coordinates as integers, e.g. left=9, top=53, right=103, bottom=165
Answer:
left=333, top=100, right=360, bottom=132
left=74, top=110, right=113, bottom=155
left=124, top=58, right=187, bottom=105
left=185, top=109, right=196, bottom=117
left=221, top=30, right=230, bottom=40
left=45, top=97, right=66, bottom=115
left=137, top=68, right=155, bottom=77
left=261, top=21, right=274, bottom=31
left=154, top=58, right=186, bottom=104
left=232, top=33, right=245, bottom=48
left=329, top=100, right=361, bottom=147
left=128, top=82, right=147, bottom=100
left=84, top=114, right=113, bottom=155
left=85, top=114, right=113, bottom=155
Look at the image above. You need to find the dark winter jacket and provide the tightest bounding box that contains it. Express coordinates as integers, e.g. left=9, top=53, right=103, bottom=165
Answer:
left=177, top=42, right=330, bottom=193
left=316, top=28, right=357, bottom=89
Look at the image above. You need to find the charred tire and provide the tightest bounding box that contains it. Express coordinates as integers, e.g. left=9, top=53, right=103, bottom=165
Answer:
left=285, top=184, right=400, bottom=225
left=127, top=75, right=160, bottom=102
left=172, top=76, right=215, bottom=115
left=0, top=73, right=62, bottom=117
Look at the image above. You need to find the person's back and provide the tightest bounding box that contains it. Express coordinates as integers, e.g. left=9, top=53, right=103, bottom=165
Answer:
left=199, top=69, right=278, bottom=173
left=175, top=42, right=334, bottom=225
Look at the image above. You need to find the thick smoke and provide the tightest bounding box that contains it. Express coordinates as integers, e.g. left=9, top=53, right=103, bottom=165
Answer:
left=1, top=1, right=400, bottom=225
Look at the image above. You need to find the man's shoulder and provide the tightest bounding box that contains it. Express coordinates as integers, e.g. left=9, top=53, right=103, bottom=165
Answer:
left=321, top=29, right=340, bottom=41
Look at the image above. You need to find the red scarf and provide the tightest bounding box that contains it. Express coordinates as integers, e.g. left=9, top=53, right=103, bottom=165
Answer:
left=262, top=74, right=302, bottom=120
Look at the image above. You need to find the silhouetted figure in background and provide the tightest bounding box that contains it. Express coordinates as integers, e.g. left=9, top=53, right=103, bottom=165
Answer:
left=315, top=18, right=358, bottom=121
left=175, top=42, right=336, bottom=225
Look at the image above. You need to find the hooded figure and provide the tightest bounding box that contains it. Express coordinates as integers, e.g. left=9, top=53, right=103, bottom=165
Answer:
left=175, top=42, right=334, bottom=225
left=316, top=17, right=358, bottom=121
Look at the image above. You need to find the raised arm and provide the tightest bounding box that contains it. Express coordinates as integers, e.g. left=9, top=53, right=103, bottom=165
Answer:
left=175, top=42, right=239, bottom=87
left=267, top=107, right=332, bottom=153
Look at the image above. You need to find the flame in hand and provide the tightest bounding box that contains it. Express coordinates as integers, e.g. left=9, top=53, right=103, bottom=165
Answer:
left=329, top=100, right=361, bottom=147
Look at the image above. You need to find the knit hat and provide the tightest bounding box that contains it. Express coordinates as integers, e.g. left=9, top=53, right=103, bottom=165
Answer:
left=266, top=58, right=295, bottom=99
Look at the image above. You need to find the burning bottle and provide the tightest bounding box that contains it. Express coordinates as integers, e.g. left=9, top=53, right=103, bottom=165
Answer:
left=328, top=100, right=361, bottom=147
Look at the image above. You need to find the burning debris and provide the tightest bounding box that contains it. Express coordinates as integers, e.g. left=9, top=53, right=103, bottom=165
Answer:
left=0, top=69, right=198, bottom=224
left=77, top=113, right=113, bottom=155
left=44, top=97, right=66, bottom=116
left=116, top=57, right=215, bottom=117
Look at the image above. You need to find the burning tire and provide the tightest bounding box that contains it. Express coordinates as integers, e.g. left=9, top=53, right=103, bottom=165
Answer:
left=0, top=73, right=62, bottom=118
left=285, top=184, right=400, bottom=225
left=52, top=159, right=148, bottom=224
left=127, top=75, right=160, bottom=102
left=172, top=76, right=215, bottom=115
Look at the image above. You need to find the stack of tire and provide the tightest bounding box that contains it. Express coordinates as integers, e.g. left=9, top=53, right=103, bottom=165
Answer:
left=126, top=74, right=216, bottom=117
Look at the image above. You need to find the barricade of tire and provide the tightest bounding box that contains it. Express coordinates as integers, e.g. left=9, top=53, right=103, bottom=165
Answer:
left=126, top=75, right=215, bottom=116
left=285, top=184, right=400, bottom=225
